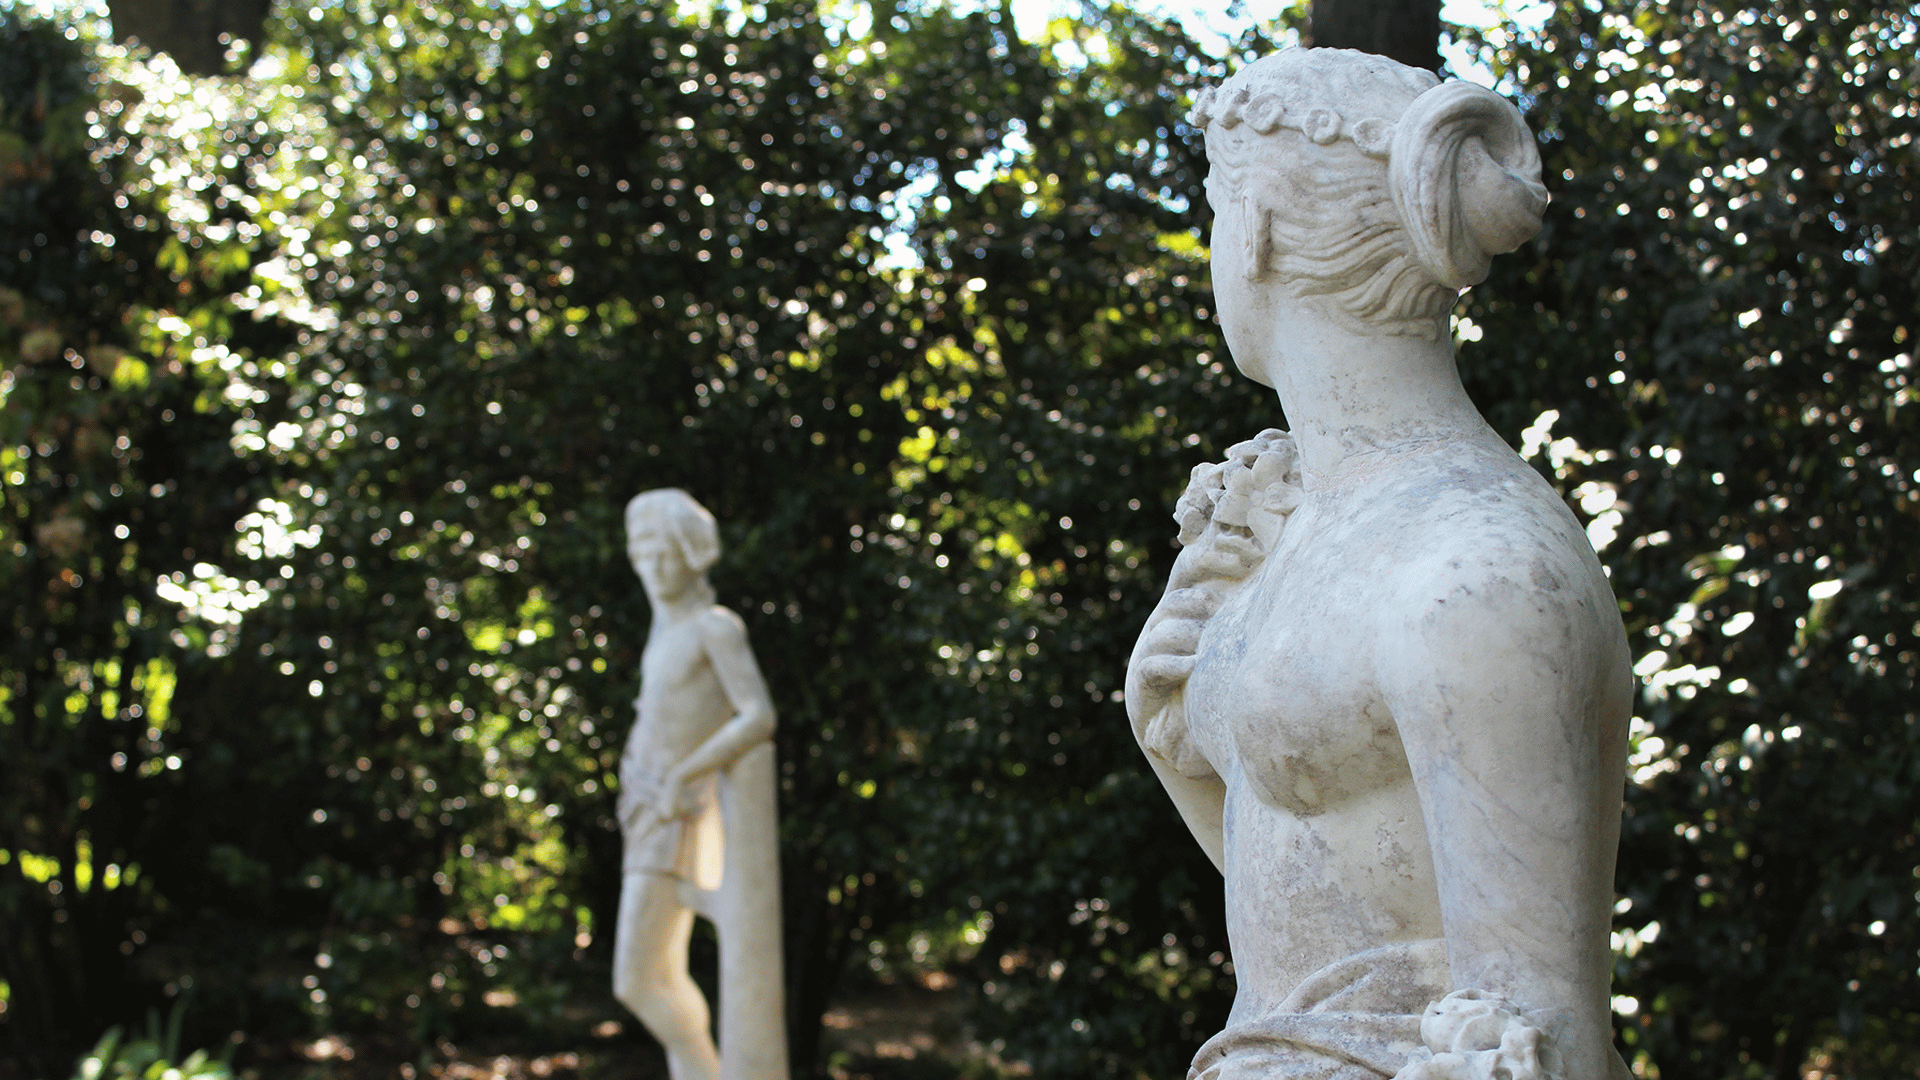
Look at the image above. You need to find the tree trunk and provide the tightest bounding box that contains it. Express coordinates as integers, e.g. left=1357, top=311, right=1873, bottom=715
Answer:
left=105, top=0, right=270, bottom=76
left=1307, top=0, right=1442, bottom=73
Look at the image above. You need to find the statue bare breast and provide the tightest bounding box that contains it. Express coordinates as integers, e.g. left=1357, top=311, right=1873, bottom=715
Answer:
left=628, top=610, right=737, bottom=773
left=1186, top=543, right=1406, bottom=819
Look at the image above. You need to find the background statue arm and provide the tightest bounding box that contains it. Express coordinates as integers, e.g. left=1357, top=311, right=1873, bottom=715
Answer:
left=660, top=608, right=777, bottom=813
left=1379, top=579, right=1632, bottom=1080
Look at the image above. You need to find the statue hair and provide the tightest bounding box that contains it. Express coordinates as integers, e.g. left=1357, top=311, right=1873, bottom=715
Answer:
left=625, top=488, right=721, bottom=575
left=1194, top=48, right=1548, bottom=338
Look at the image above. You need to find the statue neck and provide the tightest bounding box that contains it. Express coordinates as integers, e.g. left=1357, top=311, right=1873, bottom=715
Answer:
left=1260, top=303, right=1497, bottom=489
left=648, top=581, right=717, bottom=626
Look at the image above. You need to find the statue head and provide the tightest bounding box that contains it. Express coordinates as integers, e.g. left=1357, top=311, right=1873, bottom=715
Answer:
left=1194, top=48, right=1548, bottom=342
left=625, top=488, right=720, bottom=601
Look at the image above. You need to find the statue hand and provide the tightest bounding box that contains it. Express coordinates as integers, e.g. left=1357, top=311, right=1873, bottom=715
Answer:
left=616, top=788, right=647, bottom=831
left=653, top=770, right=705, bottom=819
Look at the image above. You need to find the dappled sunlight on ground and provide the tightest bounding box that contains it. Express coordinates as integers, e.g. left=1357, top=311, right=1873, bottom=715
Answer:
left=438, top=1050, right=583, bottom=1079
left=821, top=980, right=1029, bottom=1080
left=246, top=977, right=1023, bottom=1080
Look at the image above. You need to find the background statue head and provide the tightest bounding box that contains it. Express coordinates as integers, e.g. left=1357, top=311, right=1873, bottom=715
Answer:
left=625, top=489, right=720, bottom=602
left=1193, top=48, right=1548, bottom=339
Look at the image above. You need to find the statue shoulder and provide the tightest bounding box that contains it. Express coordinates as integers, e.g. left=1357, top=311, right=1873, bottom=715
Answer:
left=1375, top=535, right=1627, bottom=699
left=694, top=604, right=756, bottom=654
left=696, top=604, right=747, bottom=636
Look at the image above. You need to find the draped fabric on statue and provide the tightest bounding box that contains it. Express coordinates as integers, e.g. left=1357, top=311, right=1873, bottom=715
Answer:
left=1189, top=940, right=1449, bottom=1080
left=619, top=768, right=722, bottom=882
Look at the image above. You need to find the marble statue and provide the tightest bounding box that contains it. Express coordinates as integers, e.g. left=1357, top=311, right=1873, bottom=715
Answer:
left=1125, top=49, right=1634, bottom=1080
left=615, top=489, right=788, bottom=1080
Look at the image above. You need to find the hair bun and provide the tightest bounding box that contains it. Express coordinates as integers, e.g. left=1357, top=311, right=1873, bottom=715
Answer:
left=1389, top=80, right=1548, bottom=290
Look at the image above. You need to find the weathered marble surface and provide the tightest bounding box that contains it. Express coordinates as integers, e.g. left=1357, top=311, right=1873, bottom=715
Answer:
left=615, top=489, right=788, bottom=1080
left=1125, top=48, right=1634, bottom=1080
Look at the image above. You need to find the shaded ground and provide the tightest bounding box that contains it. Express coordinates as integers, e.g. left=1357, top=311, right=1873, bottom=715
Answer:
left=817, top=982, right=1025, bottom=1080
left=220, top=979, right=1016, bottom=1080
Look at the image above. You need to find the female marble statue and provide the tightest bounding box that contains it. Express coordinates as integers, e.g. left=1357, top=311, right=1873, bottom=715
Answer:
left=616, top=488, right=788, bottom=1080
left=1125, top=49, right=1633, bottom=1080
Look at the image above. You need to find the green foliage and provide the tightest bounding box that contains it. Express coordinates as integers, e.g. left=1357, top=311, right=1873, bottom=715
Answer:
left=69, top=1002, right=235, bottom=1080
left=4, top=1, right=1252, bottom=1074
left=1461, top=2, right=1920, bottom=1076
left=0, top=10, right=311, bottom=1072
left=5, top=0, right=1917, bottom=1077
left=246, top=0, right=1263, bottom=1070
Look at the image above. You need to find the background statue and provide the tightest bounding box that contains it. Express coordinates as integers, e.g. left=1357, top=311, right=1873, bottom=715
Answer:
left=1125, top=49, right=1634, bottom=1080
left=616, top=488, right=788, bottom=1080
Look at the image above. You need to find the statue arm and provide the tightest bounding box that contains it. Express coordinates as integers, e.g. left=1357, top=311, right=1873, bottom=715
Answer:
left=1138, top=745, right=1226, bottom=875
left=1126, top=541, right=1229, bottom=876
left=1125, top=430, right=1301, bottom=881
left=1379, top=577, right=1631, bottom=1080
left=665, top=608, right=777, bottom=802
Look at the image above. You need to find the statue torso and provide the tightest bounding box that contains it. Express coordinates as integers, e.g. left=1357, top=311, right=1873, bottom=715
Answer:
left=1182, top=439, right=1612, bottom=1019
left=624, top=608, right=735, bottom=780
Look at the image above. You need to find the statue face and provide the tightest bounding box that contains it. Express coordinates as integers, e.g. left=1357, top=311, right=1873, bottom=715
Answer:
left=629, top=529, right=699, bottom=604
left=1207, top=193, right=1278, bottom=390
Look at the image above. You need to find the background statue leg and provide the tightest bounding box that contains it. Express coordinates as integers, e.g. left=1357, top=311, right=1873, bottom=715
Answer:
left=614, top=872, right=722, bottom=1080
